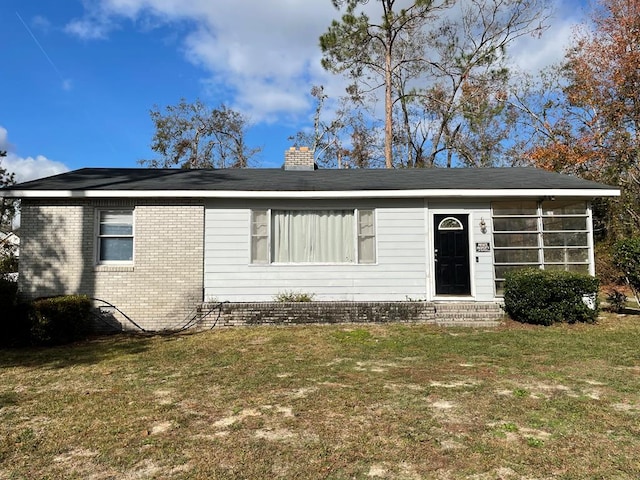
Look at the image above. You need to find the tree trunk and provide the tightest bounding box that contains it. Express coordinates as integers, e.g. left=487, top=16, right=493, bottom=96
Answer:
left=385, top=48, right=393, bottom=168
left=400, top=94, right=414, bottom=167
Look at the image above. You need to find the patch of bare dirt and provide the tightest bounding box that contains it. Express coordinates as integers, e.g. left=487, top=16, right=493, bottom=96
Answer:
left=153, top=389, right=174, bottom=405
left=354, top=361, right=400, bottom=372
left=365, top=461, right=422, bottom=479
left=496, top=382, right=576, bottom=399
left=147, top=420, right=174, bottom=435
left=611, top=402, right=640, bottom=413
left=368, top=463, right=388, bottom=477
left=439, top=439, right=466, bottom=450
left=254, top=427, right=296, bottom=441
left=582, top=379, right=607, bottom=386
left=383, top=382, right=424, bottom=392
left=49, top=447, right=113, bottom=480
left=53, top=447, right=98, bottom=463
left=431, top=400, right=456, bottom=410
left=468, top=466, right=519, bottom=479
left=430, top=380, right=479, bottom=388
left=213, top=408, right=261, bottom=428
left=287, top=386, right=317, bottom=399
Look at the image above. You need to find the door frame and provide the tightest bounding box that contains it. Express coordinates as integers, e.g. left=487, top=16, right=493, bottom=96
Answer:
left=428, top=209, right=476, bottom=300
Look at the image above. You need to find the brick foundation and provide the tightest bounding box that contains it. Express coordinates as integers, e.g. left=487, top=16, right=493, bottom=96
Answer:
left=193, top=301, right=504, bottom=329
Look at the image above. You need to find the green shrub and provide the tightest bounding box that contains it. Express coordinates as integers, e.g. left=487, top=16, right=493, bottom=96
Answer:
left=5, top=302, right=35, bottom=347
left=0, top=278, right=17, bottom=308
left=606, top=288, right=627, bottom=313
left=612, top=237, right=640, bottom=306
left=504, top=268, right=599, bottom=325
left=595, top=242, right=623, bottom=285
left=273, top=291, right=315, bottom=302
left=0, top=279, right=30, bottom=347
left=31, top=295, right=93, bottom=345
left=0, top=252, right=18, bottom=278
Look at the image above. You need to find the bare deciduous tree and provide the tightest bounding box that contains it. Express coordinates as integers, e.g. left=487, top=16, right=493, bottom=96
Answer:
left=140, top=99, right=261, bottom=169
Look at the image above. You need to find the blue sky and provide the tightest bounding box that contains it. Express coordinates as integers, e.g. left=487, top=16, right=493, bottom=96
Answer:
left=1, top=0, right=586, bottom=182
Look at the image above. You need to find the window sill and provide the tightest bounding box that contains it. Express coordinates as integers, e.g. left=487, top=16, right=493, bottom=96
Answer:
left=249, top=262, right=378, bottom=267
left=94, top=264, right=134, bottom=272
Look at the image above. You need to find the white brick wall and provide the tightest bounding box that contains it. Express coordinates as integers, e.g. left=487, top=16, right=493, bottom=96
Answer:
left=19, top=199, right=204, bottom=330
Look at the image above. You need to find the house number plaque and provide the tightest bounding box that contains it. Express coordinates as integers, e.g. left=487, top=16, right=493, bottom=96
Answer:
left=475, top=242, right=490, bottom=252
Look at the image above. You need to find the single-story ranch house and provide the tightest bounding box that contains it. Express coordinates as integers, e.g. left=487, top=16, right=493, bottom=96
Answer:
left=0, top=147, right=620, bottom=330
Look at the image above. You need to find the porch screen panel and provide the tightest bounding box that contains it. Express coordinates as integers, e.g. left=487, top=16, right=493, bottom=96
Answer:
left=492, top=200, right=589, bottom=295
left=272, top=210, right=355, bottom=263
left=492, top=201, right=540, bottom=294
left=541, top=200, right=589, bottom=273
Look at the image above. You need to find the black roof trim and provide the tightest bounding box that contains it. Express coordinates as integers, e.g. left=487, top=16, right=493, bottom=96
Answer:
left=1, top=167, right=618, bottom=192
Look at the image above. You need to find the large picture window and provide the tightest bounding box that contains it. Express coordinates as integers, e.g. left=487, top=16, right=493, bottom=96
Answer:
left=251, top=209, right=376, bottom=264
left=97, top=210, right=134, bottom=263
left=492, top=200, right=589, bottom=294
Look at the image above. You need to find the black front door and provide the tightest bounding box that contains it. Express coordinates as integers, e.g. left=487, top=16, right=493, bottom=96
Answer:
left=434, top=214, right=471, bottom=295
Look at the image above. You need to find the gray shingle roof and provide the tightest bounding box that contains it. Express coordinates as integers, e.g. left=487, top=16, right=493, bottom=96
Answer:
left=0, top=167, right=618, bottom=194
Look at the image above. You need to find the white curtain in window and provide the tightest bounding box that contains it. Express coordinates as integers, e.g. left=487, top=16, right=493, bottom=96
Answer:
left=273, top=210, right=354, bottom=263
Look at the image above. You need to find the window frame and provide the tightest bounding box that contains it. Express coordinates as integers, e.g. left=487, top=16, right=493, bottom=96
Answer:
left=437, top=216, right=464, bottom=231
left=96, top=209, right=135, bottom=265
left=357, top=209, right=377, bottom=264
left=249, top=208, right=376, bottom=265
left=250, top=209, right=270, bottom=264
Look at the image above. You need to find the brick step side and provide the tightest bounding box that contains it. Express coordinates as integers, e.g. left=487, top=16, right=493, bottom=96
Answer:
left=433, top=302, right=505, bottom=327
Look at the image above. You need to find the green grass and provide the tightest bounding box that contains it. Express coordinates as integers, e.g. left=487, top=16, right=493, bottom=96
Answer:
left=1, top=314, right=640, bottom=479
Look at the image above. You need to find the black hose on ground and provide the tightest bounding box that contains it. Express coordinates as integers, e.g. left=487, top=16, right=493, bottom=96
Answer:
left=90, top=298, right=147, bottom=333
left=163, top=300, right=228, bottom=332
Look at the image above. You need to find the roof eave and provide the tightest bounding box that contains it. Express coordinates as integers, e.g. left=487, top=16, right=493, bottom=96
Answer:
left=1, top=188, right=622, bottom=199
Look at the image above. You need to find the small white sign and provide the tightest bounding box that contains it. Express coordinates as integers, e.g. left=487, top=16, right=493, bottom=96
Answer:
left=476, top=242, right=490, bottom=253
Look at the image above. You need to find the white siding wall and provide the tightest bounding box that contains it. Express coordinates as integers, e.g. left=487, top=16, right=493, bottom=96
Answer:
left=204, top=199, right=428, bottom=301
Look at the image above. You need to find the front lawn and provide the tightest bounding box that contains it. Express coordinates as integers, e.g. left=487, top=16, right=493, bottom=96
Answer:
left=1, top=314, right=639, bottom=479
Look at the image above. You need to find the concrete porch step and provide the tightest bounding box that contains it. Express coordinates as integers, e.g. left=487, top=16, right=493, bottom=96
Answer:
left=432, top=302, right=506, bottom=327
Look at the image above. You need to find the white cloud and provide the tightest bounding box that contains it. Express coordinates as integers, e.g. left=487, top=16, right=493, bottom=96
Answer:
left=0, top=127, right=69, bottom=183
left=31, top=15, right=52, bottom=33
left=508, top=22, right=573, bottom=75
left=0, top=127, right=10, bottom=152
left=65, top=0, right=343, bottom=122
left=64, top=17, right=113, bottom=40
left=64, top=0, right=586, bottom=123
left=508, top=0, right=587, bottom=74
left=4, top=155, right=69, bottom=183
